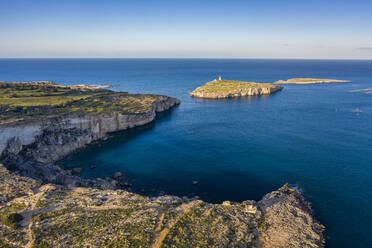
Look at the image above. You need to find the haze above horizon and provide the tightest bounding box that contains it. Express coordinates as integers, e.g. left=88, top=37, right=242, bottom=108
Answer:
left=1, top=0, right=372, bottom=59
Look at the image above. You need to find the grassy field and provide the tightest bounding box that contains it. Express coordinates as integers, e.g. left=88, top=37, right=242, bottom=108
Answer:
left=0, top=81, right=168, bottom=124
left=191, top=80, right=277, bottom=94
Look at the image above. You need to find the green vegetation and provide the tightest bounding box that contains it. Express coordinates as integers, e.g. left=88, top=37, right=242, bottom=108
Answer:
left=0, top=202, right=26, bottom=229
left=161, top=205, right=255, bottom=248
left=0, top=239, right=12, bottom=248
left=0, top=212, right=23, bottom=229
left=32, top=209, right=74, bottom=222
left=258, top=212, right=268, bottom=231
left=31, top=208, right=157, bottom=248
left=1, top=202, right=27, bottom=213
left=35, top=199, right=48, bottom=208
left=0, top=164, right=41, bottom=203
left=0, top=81, right=170, bottom=124
left=0, top=163, right=323, bottom=248
left=191, top=80, right=277, bottom=94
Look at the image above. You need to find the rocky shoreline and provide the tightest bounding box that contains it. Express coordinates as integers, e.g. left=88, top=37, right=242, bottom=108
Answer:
left=190, top=80, right=283, bottom=99
left=0, top=81, right=325, bottom=247
left=274, top=78, right=351, bottom=84
left=0, top=99, right=179, bottom=190
left=0, top=164, right=325, bottom=248
left=0, top=81, right=180, bottom=189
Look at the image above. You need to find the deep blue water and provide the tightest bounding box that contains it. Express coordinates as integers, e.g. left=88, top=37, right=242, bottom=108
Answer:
left=1, top=59, right=371, bottom=248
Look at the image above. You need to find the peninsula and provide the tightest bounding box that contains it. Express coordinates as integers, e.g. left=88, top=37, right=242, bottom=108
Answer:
left=0, top=81, right=325, bottom=248
left=190, top=79, right=283, bottom=99
left=274, top=78, right=351, bottom=84
left=0, top=81, right=179, bottom=181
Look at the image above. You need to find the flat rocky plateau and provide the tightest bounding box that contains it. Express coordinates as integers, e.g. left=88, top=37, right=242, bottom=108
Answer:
left=189, top=80, right=283, bottom=99
left=0, top=81, right=324, bottom=248
left=0, top=164, right=324, bottom=248
left=274, top=78, right=350, bottom=84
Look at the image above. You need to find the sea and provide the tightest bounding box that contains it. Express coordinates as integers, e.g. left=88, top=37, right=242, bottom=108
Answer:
left=0, top=58, right=371, bottom=248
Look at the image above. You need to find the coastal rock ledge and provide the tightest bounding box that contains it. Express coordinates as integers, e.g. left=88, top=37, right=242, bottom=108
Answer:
left=0, top=81, right=179, bottom=184
left=190, top=80, right=283, bottom=99
left=0, top=164, right=325, bottom=248
left=0, top=81, right=325, bottom=247
left=274, top=78, right=351, bottom=84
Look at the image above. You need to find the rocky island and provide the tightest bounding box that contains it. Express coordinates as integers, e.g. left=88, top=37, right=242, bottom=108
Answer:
left=274, top=78, right=351, bottom=84
left=349, top=88, right=372, bottom=94
left=0, top=81, right=325, bottom=247
left=189, top=79, right=283, bottom=99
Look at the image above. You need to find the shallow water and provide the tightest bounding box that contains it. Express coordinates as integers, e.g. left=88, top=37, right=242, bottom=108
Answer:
left=1, top=59, right=371, bottom=248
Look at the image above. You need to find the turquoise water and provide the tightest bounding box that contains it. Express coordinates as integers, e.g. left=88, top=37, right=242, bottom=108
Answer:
left=1, top=59, right=371, bottom=247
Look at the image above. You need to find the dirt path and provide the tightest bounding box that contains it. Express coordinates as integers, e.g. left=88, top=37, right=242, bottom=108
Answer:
left=151, top=201, right=197, bottom=248
left=8, top=184, right=198, bottom=248
left=23, top=188, right=44, bottom=248
left=22, top=185, right=56, bottom=248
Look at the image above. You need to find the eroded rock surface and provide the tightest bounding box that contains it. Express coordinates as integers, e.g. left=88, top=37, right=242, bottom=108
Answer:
left=258, top=184, right=325, bottom=248
left=190, top=80, right=283, bottom=99
left=0, top=81, right=179, bottom=186
left=0, top=165, right=324, bottom=248
left=0, top=81, right=325, bottom=247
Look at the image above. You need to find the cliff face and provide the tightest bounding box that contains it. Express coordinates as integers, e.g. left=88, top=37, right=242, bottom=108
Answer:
left=0, top=97, right=179, bottom=164
left=0, top=81, right=179, bottom=163
left=0, top=94, right=179, bottom=186
left=190, top=86, right=283, bottom=99
left=0, top=81, right=325, bottom=247
left=0, top=164, right=325, bottom=248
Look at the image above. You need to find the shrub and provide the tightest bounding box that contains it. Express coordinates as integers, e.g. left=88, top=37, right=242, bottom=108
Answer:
left=0, top=213, right=23, bottom=229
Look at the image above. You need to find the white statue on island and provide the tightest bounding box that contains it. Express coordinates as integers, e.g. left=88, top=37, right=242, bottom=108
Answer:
left=213, top=76, right=222, bottom=82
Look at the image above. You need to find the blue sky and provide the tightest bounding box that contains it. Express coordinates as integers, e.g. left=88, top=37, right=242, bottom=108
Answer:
left=0, top=0, right=372, bottom=59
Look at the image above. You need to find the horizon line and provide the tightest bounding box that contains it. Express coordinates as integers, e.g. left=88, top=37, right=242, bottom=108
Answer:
left=0, top=57, right=372, bottom=61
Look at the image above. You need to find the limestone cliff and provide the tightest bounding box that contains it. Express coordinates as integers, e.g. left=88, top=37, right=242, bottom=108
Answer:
left=0, top=81, right=179, bottom=186
left=0, top=98, right=179, bottom=164
left=190, top=80, right=283, bottom=99
left=0, top=81, right=325, bottom=248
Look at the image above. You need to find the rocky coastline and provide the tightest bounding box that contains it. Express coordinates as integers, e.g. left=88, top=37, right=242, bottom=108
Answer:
left=190, top=80, right=283, bottom=99
left=274, top=78, right=351, bottom=84
left=0, top=106, right=177, bottom=190
left=0, top=81, right=325, bottom=247
left=0, top=164, right=325, bottom=248
left=0, top=81, right=180, bottom=188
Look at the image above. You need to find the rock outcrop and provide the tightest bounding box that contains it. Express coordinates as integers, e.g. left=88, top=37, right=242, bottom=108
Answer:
left=0, top=98, right=179, bottom=164
left=258, top=184, right=325, bottom=248
left=0, top=81, right=325, bottom=247
left=274, top=78, right=351, bottom=84
left=0, top=81, right=179, bottom=186
left=0, top=164, right=324, bottom=248
left=349, top=88, right=372, bottom=94
left=190, top=80, right=283, bottom=99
